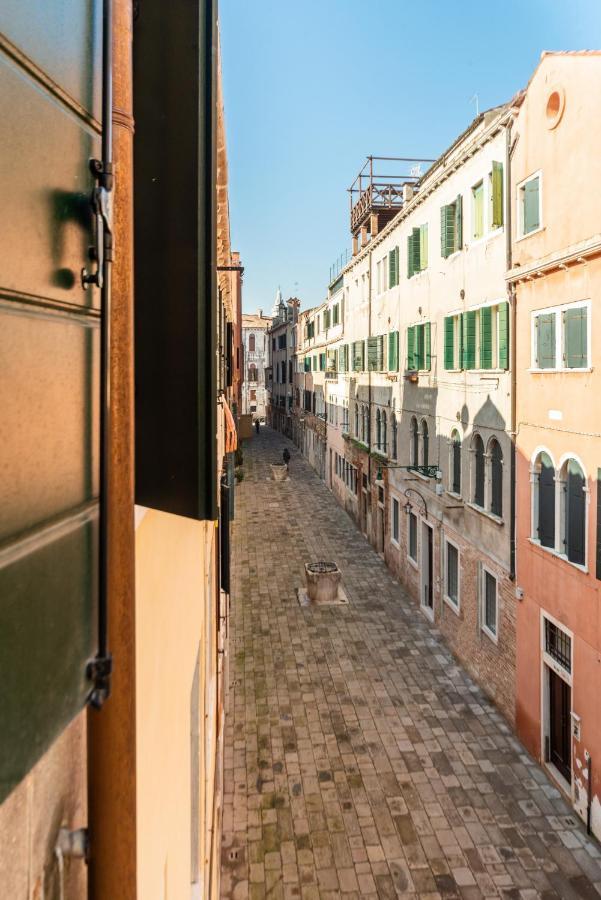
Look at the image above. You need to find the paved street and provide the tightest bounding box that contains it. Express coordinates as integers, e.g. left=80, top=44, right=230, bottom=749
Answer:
left=220, top=427, right=601, bottom=899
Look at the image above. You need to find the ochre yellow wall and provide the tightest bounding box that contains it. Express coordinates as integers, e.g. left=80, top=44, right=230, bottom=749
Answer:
left=135, top=508, right=218, bottom=900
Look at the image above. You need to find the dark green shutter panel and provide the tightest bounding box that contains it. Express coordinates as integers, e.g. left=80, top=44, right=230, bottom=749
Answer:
left=415, top=324, right=425, bottom=370
left=419, top=224, right=428, bottom=270
left=304, top=357, right=310, bottom=372
left=407, top=326, right=415, bottom=369
left=424, top=323, right=431, bottom=370
left=480, top=306, right=493, bottom=369
left=388, top=331, right=399, bottom=370
left=523, top=177, right=540, bottom=233
left=492, top=161, right=504, bottom=228
left=564, top=307, right=587, bottom=368
left=441, top=204, right=455, bottom=258
left=411, top=227, right=421, bottom=275
left=444, top=316, right=455, bottom=369
left=367, top=336, right=379, bottom=371
left=536, top=313, right=556, bottom=368
left=407, top=233, right=413, bottom=278
left=498, top=301, right=509, bottom=369
left=538, top=457, right=556, bottom=549
left=596, top=469, right=601, bottom=580
left=566, top=462, right=585, bottom=565
left=388, top=249, right=397, bottom=288
left=455, top=194, right=463, bottom=249
left=463, top=311, right=476, bottom=369
left=394, top=246, right=400, bottom=284
left=440, top=206, right=447, bottom=257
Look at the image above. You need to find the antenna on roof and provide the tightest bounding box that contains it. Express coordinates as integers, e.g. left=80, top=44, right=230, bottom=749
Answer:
left=469, top=93, right=479, bottom=116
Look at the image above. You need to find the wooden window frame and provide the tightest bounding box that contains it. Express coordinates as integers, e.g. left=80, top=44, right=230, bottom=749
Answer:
left=516, top=170, right=543, bottom=240
left=444, top=537, right=461, bottom=613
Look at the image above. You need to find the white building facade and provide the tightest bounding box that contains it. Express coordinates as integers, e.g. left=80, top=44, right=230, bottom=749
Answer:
left=242, top=311, right=271, bottom=419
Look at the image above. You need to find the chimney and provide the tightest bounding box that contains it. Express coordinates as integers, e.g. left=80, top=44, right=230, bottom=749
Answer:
left=402, top=184, right=414, bottom=203
left=258, top=308, right=263, bottom=317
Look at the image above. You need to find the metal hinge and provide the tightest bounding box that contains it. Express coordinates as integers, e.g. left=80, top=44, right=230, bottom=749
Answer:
left=87, top=653, right=113, bottom=710
left=82, top=158, right=114, bottom=290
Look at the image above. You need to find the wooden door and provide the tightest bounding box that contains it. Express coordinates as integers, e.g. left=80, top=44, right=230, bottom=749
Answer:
left=549, top=669, right=571, bottom=783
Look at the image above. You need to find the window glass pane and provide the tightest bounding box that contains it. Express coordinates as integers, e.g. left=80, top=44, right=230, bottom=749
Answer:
left=447, top=543, right=458, bottom=605
left=484, top=571, right=497, bottom=634
left=392, top=499, right=399, bottom=542
left=538, top=453, right=555, bottom=548
left=409, top=513, right=417, bottom=561
left=566, top=460, right=585, bottom=565
left=545, top=619, right=571, bottom=672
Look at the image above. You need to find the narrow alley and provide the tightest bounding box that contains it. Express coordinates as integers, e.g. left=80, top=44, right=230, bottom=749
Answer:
left=221, top=428, right=601, bottom=900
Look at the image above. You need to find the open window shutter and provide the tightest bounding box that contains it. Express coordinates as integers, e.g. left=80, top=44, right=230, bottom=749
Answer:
left=424, top=323, right=431, bottom=370
left=524, top=178, right=540, bottom=233
left=492, top=161, right=504, bottom=228
left=564, top=307, right=587, bottom=368
left=463, top=311, right=476, bottom=369
left=388, top=249, right=396, bottom=288
left=566, top=462, right=586, bottom=565
left=539, top=459, right=556, bottom=549
left=440, top=206, right=447, bottom=258
left=407, top=326, right=415, bottom=369
left=388, top=331, right=399, bottom=370
left=455, top=195, right=463, bottom=249
left=419, top=224, right=428, bottom=270
left=444, top=316, right=455, bottom=369
left=412, top=227, right=421, bottom=274
left=415, top=324, right=425, bottom=370
left=536, top=313, right=556, bottom=368
left=367, top=336, right=378, bottom=371
left=407, top=233, right=414, bottom=278
left=480, top=306, right=493, bottom=369
left=441, top=205, right=455, bottom=258
left=498, top=301, right=509, bottom=369
left=394, top=246, right=400, bottom=285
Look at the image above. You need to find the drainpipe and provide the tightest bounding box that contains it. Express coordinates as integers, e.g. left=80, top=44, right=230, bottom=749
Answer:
left=368, top=244, right=373, bottom=481
left=506, top=115, right=517, bottom=581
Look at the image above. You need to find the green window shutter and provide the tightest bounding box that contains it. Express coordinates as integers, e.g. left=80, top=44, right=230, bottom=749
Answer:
left=455, top=194, right=463, bottom=250
left=440, top=206, right=447, bottom=258
left=424, top=322, right=431, bottom=370
left=473, top=183, right=484, bottom=238
left=388, top=249, right=397, bottom=288
left=394, top=246, right=400, bottom=285
left=536, top=313, right=556, bottom=368
left=367, top=336, right=380, bottom=371
left=388, top=331, right=399, bottom=370
left=415, top=324, right=425, bottom=370
left=463, top=310, right=476, bottom=369
left=492, top=161, right=504, bottom=228
left=419, top=224, right=428, bottom=270
left=304, top=356, right=310, bottom=372
left=523, top=177, right=540, bottom=234
left=564, top=307, right=587, bottom=368
left=412, top=227, right=421, bottom=275
left=320, top=352, right=326, bottom=371
left=498, top=301, right=509, bottom=369
left=407, top=233, right=414, bottom=278
left=480, top=306, right=493, bottom=369
left=407, top=325, right=415, bottom=369
left=312, top=356, right=317, bottom=371
left=444, top=316, right=455, bottom=369
left=441, top=205, right=455, bottom=258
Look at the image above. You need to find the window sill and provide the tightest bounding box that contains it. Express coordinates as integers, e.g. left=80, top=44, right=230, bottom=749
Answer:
left=390, top=538, right=400, bottom=549
left=466, top=502, right=504, bottom=525
left=444, top=595, right=461, bottom=616
left=516, top=224, right=545, bottom=243
left=466, top=227, right=503, bottom=250
left=408, top=555, right=418, bottom=570
left=445, top=490, right=463, bottom=502
left=528, top=367, right=592, bottom=374
left=481, top=624, right=499, bottom=645
left=527, top=539, right=588, bottom=573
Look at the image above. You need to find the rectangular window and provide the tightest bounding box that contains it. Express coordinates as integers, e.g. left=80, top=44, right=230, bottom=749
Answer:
left=518, top=172, right=542, bottom=237
left=544, top=618, right=571, bottom=673
left=388, top=331, right=399, bottom=371
left=482, top=569, right=498, bottom=640
left=408, top=512, right=417, bottom=562
left=391, top=498, right=400, bottom=545
left=472, top=181, right=484, bottom=239
left=407, top=224, right=428, bottom=278
left=352, top=340, right=364, bottom=372
left=444, top=314, right=462, bottom=369
left=338, top=344, right=348, bottom=372
left=462, top=302, right=508, bottom=370
left=532, top=301, right=589, bottom=371
left=445, top=540, right=459, bottom=609
left=333, top=303, right=339, bottom=325
left=367, top=335, right=384, bottom=371
left=440, top=195, right=463, bottom=258
left=324, top=310, right=331, bottom=330
left=407, top=322, right=431, bottom=371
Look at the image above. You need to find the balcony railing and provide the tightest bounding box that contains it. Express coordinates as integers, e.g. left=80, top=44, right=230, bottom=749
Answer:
left=349, top=156, right=435, bottom=234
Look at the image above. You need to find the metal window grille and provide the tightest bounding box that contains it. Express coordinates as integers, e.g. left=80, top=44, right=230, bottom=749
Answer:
left=545, top=619, right=571, bottom=672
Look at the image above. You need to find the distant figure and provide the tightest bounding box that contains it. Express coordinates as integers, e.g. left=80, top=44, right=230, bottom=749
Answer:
left=255, top=419, right=260, bottom=435
left=282, top=447, right=291, bottom=472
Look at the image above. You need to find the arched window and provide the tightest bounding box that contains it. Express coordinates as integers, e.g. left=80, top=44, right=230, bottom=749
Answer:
left=248, top=363, right=257, bottom=382
left=451, top=430, right=461, bottom=494
left=410, top=417, right=419, bottom=467
left=472, top=434, right=485, bottom=506
left=376, top=409, right=381, bottom=449
left=562, top=459, right=586, bottom=565
left=382, top=412, right=387, bottom=453
left=391, top=415, right=398, bottom=460
left=422, top=420, right=429, bottom=468
left=489, top=438, right=503, bottom=517
left=533, top=451, right=555, bottom=549
left=249, top=333, right=255, bottom=352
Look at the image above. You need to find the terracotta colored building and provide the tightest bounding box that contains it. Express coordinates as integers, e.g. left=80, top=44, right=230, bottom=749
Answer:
left=510, top=52, right=601, bottom=840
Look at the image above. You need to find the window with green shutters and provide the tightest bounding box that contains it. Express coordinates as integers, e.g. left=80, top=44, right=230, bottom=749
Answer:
left=312, top=355, right=317, bottom=371
left=319, top=352, right=326, bottom=371
left=462, top=310, right=476, bottom=369
left=332, top=303, right=339, bottom=325
left=444, top=314, right=462, bottom=369
left=490, top=161, right=504, bottom=229
left=304, top=356, right=311, bottom=372
left=367, top=335, right=384, bottom=371
left=407, top=225, right=428, bottom=278
left=338, top=344, right=348, bottom=372
left=352, top=340, right=364, bottom=372
left=388, top=246, right=400, bottom=288
left=479, top=306, right=493, bottom=369
left=388, top=331, right=399, bottom=370
left=323, top=310, right=331, bottom=330
left=327, top=350, right=337, bottom=372
left=461, top=303, right=508, bottom=370
left=498, top=302, right=509, bottom=369
left=519, top=173, right=541, bottom=236
left=472, top=181, right=484, bottom=239
left=532, top=302, right=589, bottom=371
left=407, top=323, right=431, bottom=371
left=440, top=196, right=463, bottom=258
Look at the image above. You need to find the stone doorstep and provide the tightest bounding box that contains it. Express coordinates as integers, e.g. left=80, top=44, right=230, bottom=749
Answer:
left=296, top=585, right=349, bottom=607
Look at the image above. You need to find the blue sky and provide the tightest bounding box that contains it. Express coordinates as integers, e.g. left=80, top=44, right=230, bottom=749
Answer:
left=219, top=0, right=601, bottom=313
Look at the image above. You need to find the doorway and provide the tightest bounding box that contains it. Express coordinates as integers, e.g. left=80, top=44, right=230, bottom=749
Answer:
left=548, top=667, right=571, bottom=784
left=420, top=522, right=433, bottom=617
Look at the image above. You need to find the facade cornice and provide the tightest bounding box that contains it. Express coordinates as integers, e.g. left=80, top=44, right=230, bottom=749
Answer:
left=506, top=234, right=601, bottom=283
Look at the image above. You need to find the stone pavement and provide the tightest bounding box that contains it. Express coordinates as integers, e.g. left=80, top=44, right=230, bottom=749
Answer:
left=220, top=427, right=601, bottom=899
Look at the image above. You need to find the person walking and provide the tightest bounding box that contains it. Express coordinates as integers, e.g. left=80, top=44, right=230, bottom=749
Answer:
left=282, top=447, right=291, bottom=473
left=255, top=419, right=260, bottom=435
